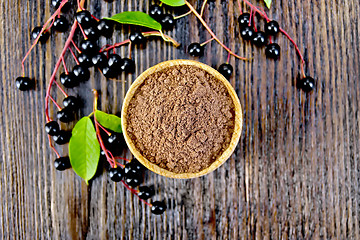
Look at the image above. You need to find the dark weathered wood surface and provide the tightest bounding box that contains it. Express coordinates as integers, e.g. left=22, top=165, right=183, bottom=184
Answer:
left=1, top=0, right=359, bottom=239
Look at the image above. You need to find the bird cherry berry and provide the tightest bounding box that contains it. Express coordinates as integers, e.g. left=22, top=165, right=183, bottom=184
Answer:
left=188, top=42, right=204, bottom=57
left=54, top=156, right=71, bottom=171
left=109, top=167, right=124, bottom=182
left=107, top=133, right=124, bottom=147
left=31, top=27, right=50, bottom=44
left=251, top=31, right=266, bottom=47
left=108, top=54, right=122, bottom=69
left=92, top=53, right=107, bottom=68
left=265, top=20, right=280, bottom=36
left=79, top=39, right=99, bottom=55
left=63, top=96, right=80, bottom=110
left=75, top=10, right=96, bottom=28
left=83, top=25, right=100, bottom=40
left=124, top=159, right=144, bottom=175
left=125, top=172, right=143, bottom=188
left=15, top=77, right=33, bottom=91
left=218, top=63, right=233, bottom=80
left=160, top=14, right=175, bottom=30
left=129, top=31, right=145, bottom=45
left=101, top=65, right=117, bottom=78
left=138, top=186, right=155, bottom=200
left=240, top=26, right=254, bottom=41
left=297, top=76, right=315, bottom=92
left=96, top=19, right=114, bottom=38
left=151, top=201, right=167, bottom=215
left=53, top=15, right=69, bottom=32
left=238, top=13, right=251, bottom=28
left=149, top=4, right=163, bottom=21
left=57, top=107, right=75, bottom=123
left=78, top=53, right=94, bottom=68
left=45, top=121, right=60, bottom=136
left=119, top=58, right=135, bottom=73
left=60, top=72, right=79, bottom=88
left=72, top=65, right=90, bottom=82
left=265, top=43, right=281, bottom=59
left=53, top=130, right=71, bottom=145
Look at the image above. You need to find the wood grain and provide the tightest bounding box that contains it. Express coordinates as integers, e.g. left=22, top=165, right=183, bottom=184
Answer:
left=0, top=0, right=359, bottom=239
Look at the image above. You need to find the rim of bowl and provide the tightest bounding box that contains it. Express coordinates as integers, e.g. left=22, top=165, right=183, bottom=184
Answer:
left=121, top=59, right=243, bottom=179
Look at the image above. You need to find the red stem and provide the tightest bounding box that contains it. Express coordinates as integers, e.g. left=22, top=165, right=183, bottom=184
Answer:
left=53, top=80, right=68, bottom=97
left=61, top=57, right=69, bottom=74
left=49, top=95, right=62, bottom=110
left=77, top=22, right=88, bottom=39
left=101, top=39, right=131, bottom=52
left=45, top=21, right=77, bottom=122
left=48, top=135, right=61, bottom=158
left=21, top=0, right=70, bottom=76
left=114, top=156, right=130, bottom=162
left=121, top=180, right=152, bottom=207
left=184, top=1, right=248, bottom=61
left=96, top=122, right=111, bottom=136
left=68, top=47, right=80, bottom=65
left=243, top=0, right=306, bottom=77
left=71, top=40, right=82, bottom=53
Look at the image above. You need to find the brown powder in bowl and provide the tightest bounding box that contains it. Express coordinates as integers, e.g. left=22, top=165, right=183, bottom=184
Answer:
left=126, top=65, right=235, bottom=174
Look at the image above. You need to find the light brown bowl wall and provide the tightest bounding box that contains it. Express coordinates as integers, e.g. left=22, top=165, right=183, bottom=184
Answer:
left=121, top=60, right=243, bottom=179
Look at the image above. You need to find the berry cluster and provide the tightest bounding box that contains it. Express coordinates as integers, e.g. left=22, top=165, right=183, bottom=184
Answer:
left=18, top=0, right=173, bottom=215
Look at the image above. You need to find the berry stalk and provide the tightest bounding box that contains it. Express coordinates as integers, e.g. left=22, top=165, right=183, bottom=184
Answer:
left=121, top=180, right=152, bottom=206
left=184, top=0, right=248, bottom=61
left=243, top=0, right=306, bottom=77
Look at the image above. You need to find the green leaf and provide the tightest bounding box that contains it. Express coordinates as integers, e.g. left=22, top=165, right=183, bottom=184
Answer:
left=104, top=11, right=162, bottom=31
left=264, top=0, right=271, bottom=8
left=95, top=110, right=122, bottom=133
left=160, top=0, right=185, bottom=7
left=69, top=117, right=100, bottom=184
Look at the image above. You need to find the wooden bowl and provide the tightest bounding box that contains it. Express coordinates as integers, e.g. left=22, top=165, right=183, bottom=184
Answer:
left=121, top=60, right=243, bottom=179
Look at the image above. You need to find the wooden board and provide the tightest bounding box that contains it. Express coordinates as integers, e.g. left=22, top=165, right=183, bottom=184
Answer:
left=0, top=0, right=359, bottom=239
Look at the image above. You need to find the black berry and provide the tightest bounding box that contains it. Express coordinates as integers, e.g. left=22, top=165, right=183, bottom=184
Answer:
left=240, top=26, right=254, bottom=41
left=108, top=54, right=122, bottom=69
left=53, top=130, right=71, bottom=145
left=129, top=31, right=145, bottom=45
left=63, top=96, right=80, bottom=110
left=83, top=25, right=99, bottom=40
left=53, top=15, right=69, bottom=32
left=31, top=26, right=50, bottom=44
left=119, top=58, right=135, bottom=73
left=124, top=159, right=144, bottom=175
left=101, top=65, right=117, bottom=78
left=80, top=39, right=99, bottom=55
left=45, top=121, right=60, bottom=136
left=138, top=186, right=155, bottom=200
left=188, top=43, right=204, bottom=57
left=92, top=53, right=108, bottom=68
left=96, top=19, right=114, bottom=38
left=160, top=14, right=175, bottom=30
left=265, top=43, right=281, bottom=60
left=109, top=167, right=124, bottom=182
left=251, top=31, right=266, bottom=47
left=78, top=53, right=94, bottom=68
left=218, top=63, right=233, bottom=80
left=60, top=72, right=79, bottom=88
left=125, top=172, right=143, bottom=188
left=297, top=76, right=315, bottom=93
left=72, top=65, right=90, bottom=82
left=151, top=201, right=167, bottom=215
left=57, top=107, right=75, bottom=123
left=265, top=20, right=280, bottom=36
left=15, top=77, right=33, bottom=91
left=75, top=10, right=96, bottom=28
left=238, top=13, right=251, bottom=28
left=54, top=156, right=71, bottom=171
left=108, top=133, right=124, bottom=147
left=149, top=4, right=163, bottom=21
